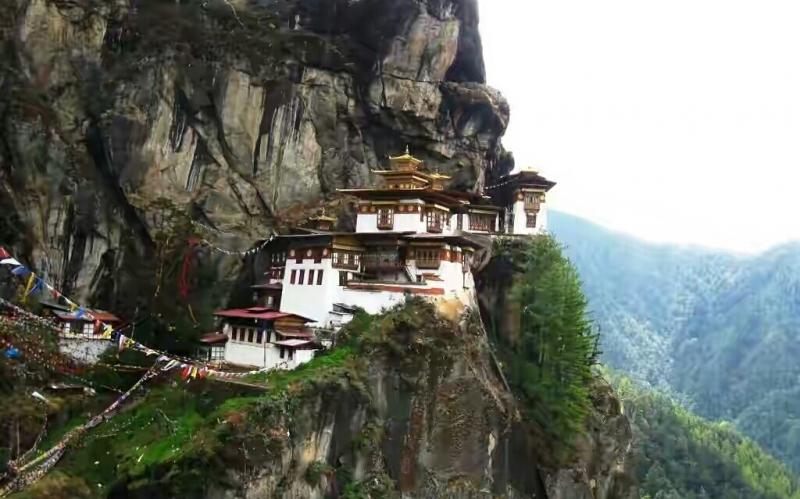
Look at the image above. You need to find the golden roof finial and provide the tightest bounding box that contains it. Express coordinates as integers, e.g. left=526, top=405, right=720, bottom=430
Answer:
left=388, top=147, right=423, bottom=168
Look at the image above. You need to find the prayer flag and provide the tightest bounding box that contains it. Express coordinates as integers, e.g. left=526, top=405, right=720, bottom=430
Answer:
left=0, top=247, right=10, bottom=259
left=1, top=257, right=21, bottom=266
left=22, top=273, right=36, bottom=303
left=102, top=324, right=114, bottom=339
left=27, top=278, right=43, bottom=297
left=11, top=266, right=30, bottom=276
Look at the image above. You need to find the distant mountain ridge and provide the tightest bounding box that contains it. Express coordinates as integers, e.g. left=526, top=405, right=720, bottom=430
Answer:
left=549, top=210, right=800, bottom=471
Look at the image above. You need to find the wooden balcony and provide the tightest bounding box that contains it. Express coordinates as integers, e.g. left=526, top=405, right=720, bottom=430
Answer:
left=332, top=262, right=360, bottom=270
left=363, top=257, right=404, bottom=271
left=416, top=259, right=441, bottom=269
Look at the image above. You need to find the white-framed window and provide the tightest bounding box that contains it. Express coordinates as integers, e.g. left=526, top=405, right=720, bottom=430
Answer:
left=82, top=322, right=94, bottom=336
left=211, top=345, right=225, bottom=360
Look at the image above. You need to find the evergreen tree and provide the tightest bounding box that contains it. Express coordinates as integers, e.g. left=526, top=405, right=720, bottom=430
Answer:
left=495, top=235, right=599, bottom=460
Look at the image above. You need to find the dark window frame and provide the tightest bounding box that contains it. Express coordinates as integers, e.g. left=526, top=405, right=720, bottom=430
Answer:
left=377, top=207, right=394, bottom=230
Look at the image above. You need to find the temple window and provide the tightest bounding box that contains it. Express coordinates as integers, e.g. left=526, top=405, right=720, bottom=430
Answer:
left=469, top=214, right=494, bottom=232
left=526, top=213, right=538, bottom=228
left=317, top=270, right=324, bottom=285
left=416, top=248, right=441, bottom=269
left=426, top=210, right=444, bottom=233
left=210, top=345, right=225, bottom=361
left=333, top=252, right=360, bottom=270
left=377, top=207, right=394, bottom=230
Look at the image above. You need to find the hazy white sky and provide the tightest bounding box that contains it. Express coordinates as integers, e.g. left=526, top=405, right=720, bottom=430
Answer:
left=479, top=0, right=800, bottom=253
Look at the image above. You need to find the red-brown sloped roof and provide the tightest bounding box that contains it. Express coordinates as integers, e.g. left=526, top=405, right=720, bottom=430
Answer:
left=213, top=308, right=315, bottom=323
left=214, top=309, right=290, bottom=320
left=199, top=333, right=229, bottom=344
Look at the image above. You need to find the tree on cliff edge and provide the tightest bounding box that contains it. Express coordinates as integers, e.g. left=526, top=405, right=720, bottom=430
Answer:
left=497, top=235, right=599, bottom=461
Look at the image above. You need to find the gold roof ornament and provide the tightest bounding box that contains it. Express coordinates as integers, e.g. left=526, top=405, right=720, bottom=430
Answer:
left=309, top=207, right=337, bottom=222
left=388, top=146, right=423, bottom=171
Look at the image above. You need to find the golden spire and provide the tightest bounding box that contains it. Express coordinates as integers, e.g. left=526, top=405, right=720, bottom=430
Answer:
left=388, top=146, right=423, bottom=171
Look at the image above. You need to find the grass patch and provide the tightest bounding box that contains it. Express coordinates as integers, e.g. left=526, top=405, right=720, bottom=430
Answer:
left=242, top=344, right=358, bottom=391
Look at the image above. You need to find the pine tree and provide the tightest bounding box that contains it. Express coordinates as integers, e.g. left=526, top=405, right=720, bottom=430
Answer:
left=497, top=235, right=599, bottom=460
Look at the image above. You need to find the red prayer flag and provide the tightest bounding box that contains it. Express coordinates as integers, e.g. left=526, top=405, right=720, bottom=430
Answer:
left=0, top=247, right=9, bottom=259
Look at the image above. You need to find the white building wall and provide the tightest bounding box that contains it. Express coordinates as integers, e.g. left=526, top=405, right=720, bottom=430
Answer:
left=222, top=321, right=317, bottom=369
left=280, top=258, right=338, bottom=323
left=281, top=349, right=316, bottom=370
left=539, top=204, right=549, bottom=232
left=224, top=341, right=315, bottom=370
left=225, top=341, right=272, bottom=368
left=355, top=199, right=428, bottom=234
left=392, top=213, right=426, bottom=233
left=357, top=212, right=425, bottom=233
left=356, top=213, right=378, bottom=233
left=338, top=287, right=410, bottom=315
left=59, top=338, right=110, bottom=364
left=511, top=200, right=547, bottom=235
left=406, top=251, right=474, bottom=295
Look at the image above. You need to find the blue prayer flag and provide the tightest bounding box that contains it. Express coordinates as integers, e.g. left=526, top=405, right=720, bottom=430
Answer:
left=10, top=266, right=30, bottom=277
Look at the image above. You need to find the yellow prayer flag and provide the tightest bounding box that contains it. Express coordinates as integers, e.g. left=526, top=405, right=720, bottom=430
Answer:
left=102, top=324, right=113, bottom=339
left=21, top=273, right=35, bottom=303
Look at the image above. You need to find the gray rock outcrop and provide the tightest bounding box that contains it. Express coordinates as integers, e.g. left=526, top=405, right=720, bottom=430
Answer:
left=0, top=0, right=511, bottom=309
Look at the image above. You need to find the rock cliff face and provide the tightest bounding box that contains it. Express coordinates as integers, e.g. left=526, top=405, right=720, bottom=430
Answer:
left=0, top=0, right=511, bottom=308
left=1, top=3, right=637, bottom=497
left=87, top=303, right=634, bottom=499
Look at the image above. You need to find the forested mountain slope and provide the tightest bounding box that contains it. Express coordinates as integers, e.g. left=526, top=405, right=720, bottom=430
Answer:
left=550, top=210, right=800, bottom=471
left=613, top=374, right=800, bottom=499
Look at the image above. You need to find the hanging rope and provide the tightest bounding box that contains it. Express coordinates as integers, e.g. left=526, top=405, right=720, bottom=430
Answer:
left=0, top=360, right=165, bottom=497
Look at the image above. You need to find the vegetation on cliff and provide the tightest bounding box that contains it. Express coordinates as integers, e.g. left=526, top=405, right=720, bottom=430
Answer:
left=490, top=235, right=600, bottom=463
left=6, top=301, right=505, bottom=498
left=612, top=373, right=800, bottom=499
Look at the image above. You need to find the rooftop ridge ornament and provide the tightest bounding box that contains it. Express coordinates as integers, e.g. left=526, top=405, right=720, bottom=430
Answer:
left=310, top=206, right=336, bottom=222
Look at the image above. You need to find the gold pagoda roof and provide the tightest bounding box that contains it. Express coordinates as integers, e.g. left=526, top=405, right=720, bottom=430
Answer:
left=429, top=172, right=452, bottom=180
left=309, top=214, right=336, bottom=222
left=388, top=146, right=423, bottom=167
